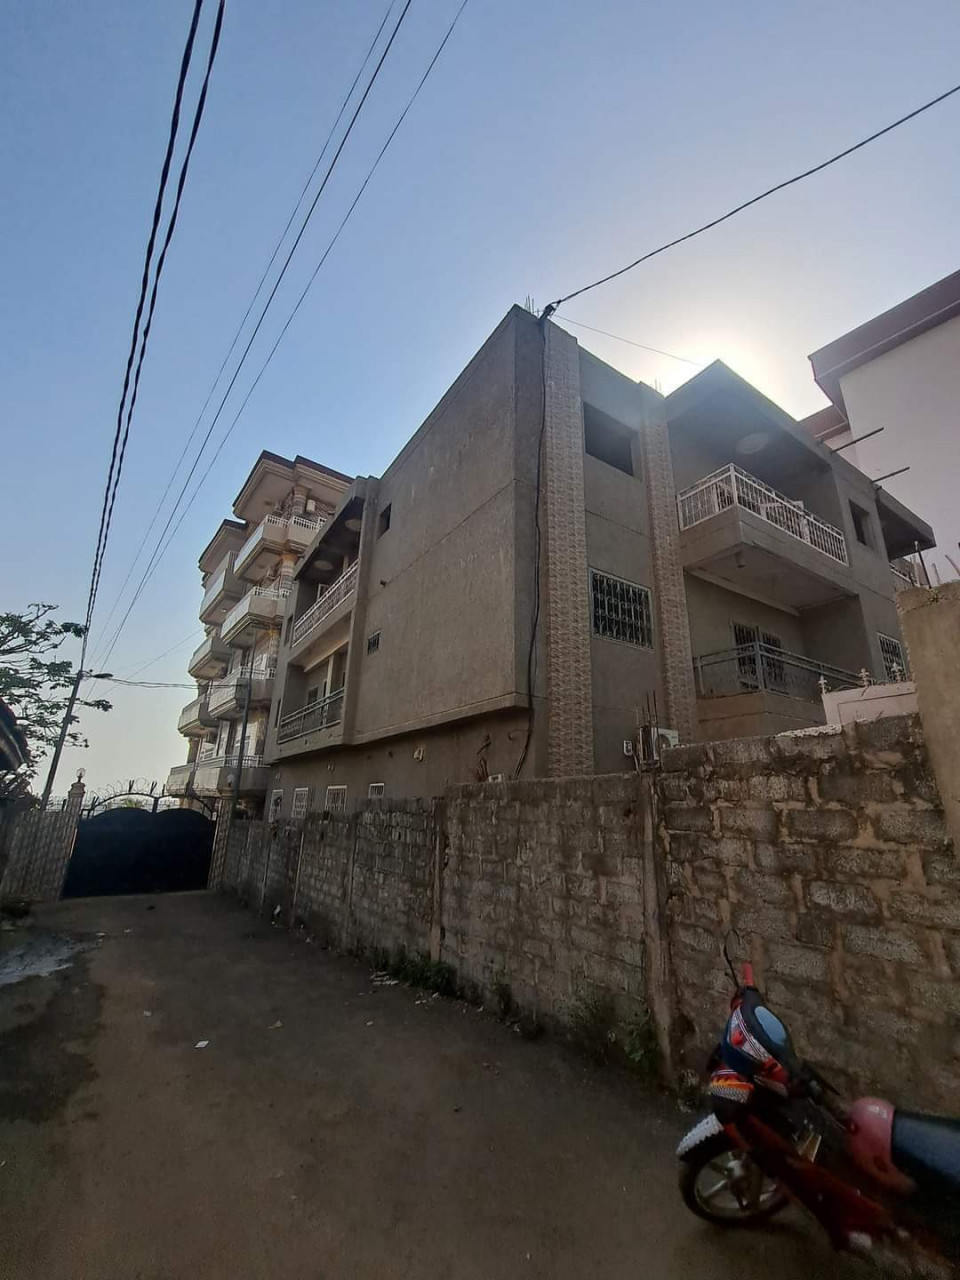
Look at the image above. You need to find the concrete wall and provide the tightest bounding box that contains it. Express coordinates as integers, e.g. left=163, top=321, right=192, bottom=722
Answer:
left=838, top=314, right=958, bottom=579
left=218, top=715, right=960, bottom=1110
left=661, top=716, right=959, bottom=1111
left=685, top=573, right=805, bottom=656
left=694, top=690, right=824, bottom=742
left=0, top=782, right=85, bottom=902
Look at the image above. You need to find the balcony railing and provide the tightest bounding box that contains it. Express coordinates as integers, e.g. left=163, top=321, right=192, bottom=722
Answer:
left=677, top=464, right=848, bottom=565
left=277, top=688, right=345, bottom=743
left=292, top=561, right=358, bottom=645
left=208, top=660, right=277, bottom=714
left=891, top=562, right=919, bottom=591
left=694, top=643, right=860, bottom=703
left=236, top=513, right=324, bottom=574
left=195, top=752, right=264, bottom=770
left=199, top=560, right=241, bottom=619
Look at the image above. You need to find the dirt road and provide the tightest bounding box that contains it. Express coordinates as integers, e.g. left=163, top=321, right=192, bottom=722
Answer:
left=0, top=893, right=863, bottom=1279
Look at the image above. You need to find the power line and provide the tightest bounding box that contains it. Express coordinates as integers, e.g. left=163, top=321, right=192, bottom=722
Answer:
left=96, top=0, right=468, bottom=672
left=89, top=0, right=398, bottom=658
left=90, top=0, right=226, bottom=627
left=554, top=314, right=702, bottom=366
left=543, top=80, right=960, bottom=313
left=92, top=0, right=417, bottom=676
left=80, top=0, right=207, bottom=665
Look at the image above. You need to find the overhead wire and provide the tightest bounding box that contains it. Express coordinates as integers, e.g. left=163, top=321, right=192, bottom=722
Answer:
left=554, top=315, right=702, bottom=366
left=90, top=0, right=226, bottom=627
left=80, top=0, right=207, bottom=667
left=88, top=0, right=398, bottom=658
left=92, top=0, right=417, bottom=677
left=543, top=80, right=960, bottom=313
left=94, top=0, right=469, bottom=676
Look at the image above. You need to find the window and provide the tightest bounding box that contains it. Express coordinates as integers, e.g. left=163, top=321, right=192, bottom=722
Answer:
left=583, top=404, right=634, bottom=476
left=879, top=633, right=907, bottom=681
left=291, top=787, right=310, bottom=820
left=269, top=789, right=283, bottom=821
left=378, top=503, right=392, bottom=537
left=324, top=784, right=347, bottom=813
left=367, top=782, right=385, bottom=800
left=366, top=630, right=381, bottom=655
left=849, top=500, right=874, bottom=549
left=590, top=570, right=653, bottom=647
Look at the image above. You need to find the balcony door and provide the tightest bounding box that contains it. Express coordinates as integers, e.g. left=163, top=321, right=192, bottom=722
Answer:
left=732, top=623, right=784, bottom=692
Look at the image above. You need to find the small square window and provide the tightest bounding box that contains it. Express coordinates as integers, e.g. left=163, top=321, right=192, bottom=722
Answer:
left=367, top=782, right=385, bottom=799
left=583, top=405, right=634, bottom=476
left=378, top=504, right=392, bottom=537
left=878, top=633, right=907, bottom=681
left=291, top=787, right=310, bottom=820
left=849, top=500, right=874, bottom=549
left=590, top=570, right=653, bottom=648
left=324, top=784, right=347, bottom=813
left=366, top=631, right=381, bottom=655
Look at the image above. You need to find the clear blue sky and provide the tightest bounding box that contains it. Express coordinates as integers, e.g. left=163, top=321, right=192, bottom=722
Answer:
left=2, top=0, right=958, bottom=793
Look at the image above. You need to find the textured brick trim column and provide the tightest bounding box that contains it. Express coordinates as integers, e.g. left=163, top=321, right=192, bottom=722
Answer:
left=542, top=322, right=594, bottom=776
left=639, top=402, right=697, bottom=741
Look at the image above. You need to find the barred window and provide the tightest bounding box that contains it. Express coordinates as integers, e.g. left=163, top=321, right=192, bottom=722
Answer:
left=324, top=784, right=347, bottom=813
left=367, top=782, right=385, bottom=799
left=367, top=630, right=381, bottom=655
left=590, top=570, right=653, bottom=648
left=291, top=787, right=310, bottom=820
left=878, top=633, right=906, bottom=681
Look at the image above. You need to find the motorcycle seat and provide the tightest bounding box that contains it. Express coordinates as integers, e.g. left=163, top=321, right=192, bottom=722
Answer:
left=891, top=1110, right=960, bottom=1194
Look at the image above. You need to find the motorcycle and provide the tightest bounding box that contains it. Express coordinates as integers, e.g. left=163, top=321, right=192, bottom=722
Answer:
left=677, top=941, right=960, bottom=1276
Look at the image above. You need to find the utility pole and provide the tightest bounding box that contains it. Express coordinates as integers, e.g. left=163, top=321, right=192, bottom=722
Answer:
left=227, top=649, right=253, bottom=828
left=40, top=666, right=112, bottom=810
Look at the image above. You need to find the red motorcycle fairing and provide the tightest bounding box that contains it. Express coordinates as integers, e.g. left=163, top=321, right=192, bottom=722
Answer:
left=847, top=1097, right=916, bottom=1194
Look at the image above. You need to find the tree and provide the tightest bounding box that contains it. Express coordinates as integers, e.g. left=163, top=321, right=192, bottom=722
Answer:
left=0, top=603, right=111, bottom=779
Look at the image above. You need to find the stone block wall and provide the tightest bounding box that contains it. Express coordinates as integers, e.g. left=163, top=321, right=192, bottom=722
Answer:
left=214, top=714, right=960, bottom=1110
left=661, top=715, right=958, bottom=1110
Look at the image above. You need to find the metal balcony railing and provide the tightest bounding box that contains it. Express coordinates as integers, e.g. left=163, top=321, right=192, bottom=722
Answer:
left=207, top=660, right=277, bottom=713
left=197, top=752, right=264, bottom=769
left=694, top=643, right=860, bottom=702
left=677, top=464, right=848, bottom=565
left=292, top=561, right=358, bottom=645
left=277, top=688, right=345, bottom=743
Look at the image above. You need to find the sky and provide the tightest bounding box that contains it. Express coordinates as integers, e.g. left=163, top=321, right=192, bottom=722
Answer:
left=2, top=0, right=958, bottom=796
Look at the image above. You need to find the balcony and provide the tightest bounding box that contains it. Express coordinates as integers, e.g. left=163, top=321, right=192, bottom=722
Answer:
left=165, top=763, right=195, bottom=797
left=187, top=632, right=231, bottom=680
left=177, top=695, right=216, bottom=736
left=291, top=561, right=358, bottom=654
left=234, top=514, right=324, bottom=582
left=208, top=661, right=277, bottom=719
left=220, top=586, right=288, bottom=648
left=891, top=561, right=920, bottom=592
left=191, top=753, right=269, bottom=796
left=677, top=465, right=851, bottom=609
left=277, top=688, right=345, bottom=744
left=199, top=559, right=243, bottom=625
left=693, top=642, right=860, bottom=741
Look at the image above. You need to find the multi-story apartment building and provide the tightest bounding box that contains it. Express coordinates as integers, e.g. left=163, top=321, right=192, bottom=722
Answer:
left=167, top=306, right=934, bottom=815
left=166, top=451, right=351, bottom=812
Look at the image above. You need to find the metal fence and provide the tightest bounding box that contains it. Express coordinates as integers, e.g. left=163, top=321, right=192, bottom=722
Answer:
left=677, top=464, right=848, bottom=565
left=292, top=561, right=358, bottom=646
left=694, top=643, right=860, bottom=703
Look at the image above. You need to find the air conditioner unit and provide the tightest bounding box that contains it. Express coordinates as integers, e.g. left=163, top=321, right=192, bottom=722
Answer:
left=305, top=498, right=317, bottom=514
left=638, top=726, right=679, bottom=763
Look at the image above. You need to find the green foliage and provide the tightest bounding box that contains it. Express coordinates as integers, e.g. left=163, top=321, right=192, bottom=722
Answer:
left=0, top=603, right=111, bottom=777
left=567, top=990, right=661, bottom=1080
left=386, top=946, right=457, bottom=996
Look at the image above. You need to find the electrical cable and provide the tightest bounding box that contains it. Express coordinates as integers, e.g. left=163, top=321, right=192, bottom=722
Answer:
left=554, top=314, right=701, bottom=366
left=543, top=80, right=960, bottom=313
left=80, top=0, right=206, bottom=667
left=92, top=0, right=417, bottom=677
left=89, top=0, right=398, bottom=658
left=90, top=0, right=226, bottom=624
left=95, top=0, right=468, bottom=674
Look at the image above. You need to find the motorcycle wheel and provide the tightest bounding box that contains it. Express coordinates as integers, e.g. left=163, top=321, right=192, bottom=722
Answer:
left=679, top=1132, right=788, bottom=1226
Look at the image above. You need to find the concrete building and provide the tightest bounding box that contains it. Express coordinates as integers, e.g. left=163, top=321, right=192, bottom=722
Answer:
left=167, top=307, right=934, bottom=815
left=806, top=267, right=960, bottom=581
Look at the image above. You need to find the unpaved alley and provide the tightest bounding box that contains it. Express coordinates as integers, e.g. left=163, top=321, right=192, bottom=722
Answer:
left=0, top=893, right=863, bottom=1279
